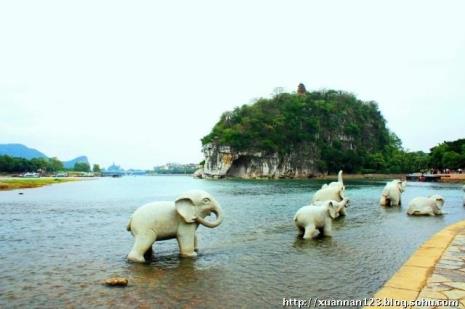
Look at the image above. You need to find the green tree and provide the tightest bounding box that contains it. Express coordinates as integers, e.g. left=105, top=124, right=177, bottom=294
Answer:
left=92, top=164, right=101, bottom=172
left=73, top=162, right=90, bottom=172
left=442, top=151, right=462, bottom=169
left=48, top=157, right=64, bottom=172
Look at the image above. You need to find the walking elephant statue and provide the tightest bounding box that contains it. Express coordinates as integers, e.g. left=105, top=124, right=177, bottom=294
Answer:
left=126, top=190, right=224, bottom=262
left=312, top=170, right=347, bottom=215
left=380, top=179, right=407, bottom=207
left=294, top=200, right=341, bottom=239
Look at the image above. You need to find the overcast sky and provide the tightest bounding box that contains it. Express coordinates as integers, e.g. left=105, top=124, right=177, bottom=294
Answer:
left=1, top=1, right=464, bottom=169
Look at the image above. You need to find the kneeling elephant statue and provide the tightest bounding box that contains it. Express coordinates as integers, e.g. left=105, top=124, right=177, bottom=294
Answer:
left=407, top=195, right=445, bottom=216
left=127, top=190, right=224, bottom=262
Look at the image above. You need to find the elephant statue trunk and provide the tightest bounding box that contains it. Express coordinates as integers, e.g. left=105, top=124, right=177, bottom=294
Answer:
left=196, top=206, right=223, bottom=228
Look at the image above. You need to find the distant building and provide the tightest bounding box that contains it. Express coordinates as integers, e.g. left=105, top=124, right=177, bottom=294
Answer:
left=297, top=83, right=307, bottom=96
left=126, top=169, right=147, bottom=176
left=153, top=163, right=198, bottom=174
left=101, top=163, right=126, bottom=177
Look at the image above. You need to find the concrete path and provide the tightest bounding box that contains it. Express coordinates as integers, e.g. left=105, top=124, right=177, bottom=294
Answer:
left=414, top=229, right=465, bottom=308
left=365, top=220, right=465, bottom=309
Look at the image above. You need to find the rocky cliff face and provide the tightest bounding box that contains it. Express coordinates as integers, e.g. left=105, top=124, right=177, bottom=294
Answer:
left=200, top=143, right=320, bottom=179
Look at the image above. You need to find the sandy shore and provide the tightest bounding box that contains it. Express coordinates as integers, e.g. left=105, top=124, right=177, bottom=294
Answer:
left=439, top=173, right=465, bottom=183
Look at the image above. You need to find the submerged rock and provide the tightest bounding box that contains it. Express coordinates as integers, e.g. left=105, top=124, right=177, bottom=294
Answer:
left=104, top=277, right=128, bottom=287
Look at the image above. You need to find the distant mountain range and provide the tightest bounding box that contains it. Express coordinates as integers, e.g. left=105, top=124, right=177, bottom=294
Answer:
left=0, top=143, right=47, bottom=159
left=0, top=143, right=89, bottom=168
left=62, top=156, right=89, bottom=169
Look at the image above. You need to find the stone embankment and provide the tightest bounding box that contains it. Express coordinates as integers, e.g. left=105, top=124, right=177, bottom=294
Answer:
left=365, top=220, right=465, bottom=309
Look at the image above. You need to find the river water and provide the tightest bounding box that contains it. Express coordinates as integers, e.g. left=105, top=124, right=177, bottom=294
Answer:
left=0, top=176, right=464, bottom=308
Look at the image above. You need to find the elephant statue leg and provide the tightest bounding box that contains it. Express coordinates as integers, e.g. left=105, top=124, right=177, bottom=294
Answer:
left=128, top=230, right=157, bottom=263
left=144, top=246, right=153, bottom=260
left=194, top=234, right=199, bottom=252
left=303, top=224, right=317, bottom=239
left=177, top=224, right=197, bottom=257
left=296, top=226, right=305, bottom=237
left=322, top=222, right=333, bottom=237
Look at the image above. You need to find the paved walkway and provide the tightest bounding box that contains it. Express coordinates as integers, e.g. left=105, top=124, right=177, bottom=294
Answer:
left=414, top=229, right=465, bottom=308
left=365, top=220, right=465, bottom=309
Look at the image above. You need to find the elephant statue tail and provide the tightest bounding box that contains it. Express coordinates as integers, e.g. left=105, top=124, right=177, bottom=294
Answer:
left=126, top=216, right=132, bottom=232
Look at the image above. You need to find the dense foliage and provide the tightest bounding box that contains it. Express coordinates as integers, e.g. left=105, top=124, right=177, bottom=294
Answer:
left=202, top=90, right=463, bottom=173
left=73, top=162, right=91, bottom=172
left=363, top=139, right=465, bottom=173
left=429, top=139, right=465, bottom=170
left=0, top=155, right=64, bottom=173
left=202, top=90, right=393, bottom=173
left=0, top=155, right=99, bottom=174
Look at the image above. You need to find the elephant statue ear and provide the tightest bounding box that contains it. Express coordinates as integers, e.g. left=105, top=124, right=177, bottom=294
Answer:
left=338, top=187, right=345, bottom=200
left=175, top=190, right=206, bottom=223
left=175, top=198, right=197, bottom=223
left=431, top=195, right=445, bottom=208
left=327, top=201, right=338, bottom=219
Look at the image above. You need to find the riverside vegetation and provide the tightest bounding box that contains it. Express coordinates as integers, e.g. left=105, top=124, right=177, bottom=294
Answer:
left=0, top=177, right=78, bottom=190
left=201, top=89, right=465, bottom=175
left=0, top=155, right=97, bottom=174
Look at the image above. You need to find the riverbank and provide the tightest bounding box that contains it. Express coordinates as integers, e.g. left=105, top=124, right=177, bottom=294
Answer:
left=440, top=173, right=465, bottom=183
left=316, top=173, right=406, bottom=181
left=0, top=177, right=83, bottom=191
left=318, top=173, right=465, bottom=183
left=364, top=220, right=465, bottom=309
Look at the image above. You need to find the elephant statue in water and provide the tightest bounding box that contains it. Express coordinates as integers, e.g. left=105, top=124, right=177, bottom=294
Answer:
left=379, top=180, right=407, bottom=207
left=126, top=190, right=224, bottom=262
left=312, top=170, right=346, bottom=215
left=294, top=200, right=341, bottom=239
left=311, top=198, right=350, bottom=218
left=407, top=195, right=445, bottom=216
left=322, top=170, right=345, bottom=192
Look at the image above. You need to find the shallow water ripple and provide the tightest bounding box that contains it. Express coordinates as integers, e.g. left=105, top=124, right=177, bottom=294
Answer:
left=0, top=177, right=464, bottom=308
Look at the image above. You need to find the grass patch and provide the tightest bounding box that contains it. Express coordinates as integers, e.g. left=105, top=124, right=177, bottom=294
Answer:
left=0, top=177, right=80, bottom=191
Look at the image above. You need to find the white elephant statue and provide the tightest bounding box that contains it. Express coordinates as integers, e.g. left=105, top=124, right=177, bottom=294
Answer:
left=294, top=200, right=341, bottom=239
left=126, top=190, right=224, bottom=263
left=407, top=195, right=445, bottom=216
left=379, top=179, right=407, bottom=207
left=322, top=170, right=345, bottom=192
left=312, top=170, right=345, bottom=205
left=311, top=197, right=350, bottom=218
